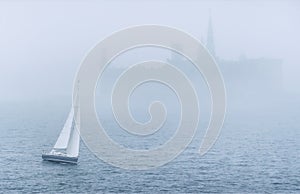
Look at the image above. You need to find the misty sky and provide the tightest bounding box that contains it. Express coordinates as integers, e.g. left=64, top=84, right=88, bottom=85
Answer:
left=0, top=0, right=300, bottom=102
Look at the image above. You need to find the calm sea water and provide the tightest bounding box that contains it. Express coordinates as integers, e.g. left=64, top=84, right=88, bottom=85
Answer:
left=1, top=99, right=300, bottom=193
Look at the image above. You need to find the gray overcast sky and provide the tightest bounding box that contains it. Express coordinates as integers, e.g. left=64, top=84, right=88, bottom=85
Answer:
left=0, top=0, right=300, bottom=101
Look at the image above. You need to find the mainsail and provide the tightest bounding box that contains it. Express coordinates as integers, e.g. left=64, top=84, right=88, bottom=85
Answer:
left=66, top=104, right=80, bottom=157
left=53, top=109, right=74, bottom=150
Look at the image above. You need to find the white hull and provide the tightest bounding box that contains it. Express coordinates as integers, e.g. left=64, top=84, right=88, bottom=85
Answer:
left=42, top=152, right=78, bottom=164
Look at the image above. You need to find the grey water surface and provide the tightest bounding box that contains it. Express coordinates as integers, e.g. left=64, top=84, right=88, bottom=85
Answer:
left=1, top=97, right=300, bottom=193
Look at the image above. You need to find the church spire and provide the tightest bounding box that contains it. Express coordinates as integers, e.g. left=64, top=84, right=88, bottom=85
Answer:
left=206, top=10, right=216, bottom=57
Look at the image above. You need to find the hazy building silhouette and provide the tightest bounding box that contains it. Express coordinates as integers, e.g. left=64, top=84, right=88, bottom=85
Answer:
left=206, top=12, right=216, bottom=57
left=168, top=12, right=283, bottom=99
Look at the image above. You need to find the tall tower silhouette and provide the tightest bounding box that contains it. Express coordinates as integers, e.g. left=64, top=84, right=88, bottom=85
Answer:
left=206, top=11, right=216, bottom=57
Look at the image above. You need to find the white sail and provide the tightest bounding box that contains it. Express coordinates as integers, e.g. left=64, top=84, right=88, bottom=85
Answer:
left=53, top=109, right=74, bottom=149
left=66, top=126, right=80, bottom=157
left=66, top=105, right=80, bottom=157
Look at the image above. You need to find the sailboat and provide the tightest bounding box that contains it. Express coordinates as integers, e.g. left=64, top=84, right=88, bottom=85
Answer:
left=42, top=96, right=80, bottom=164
